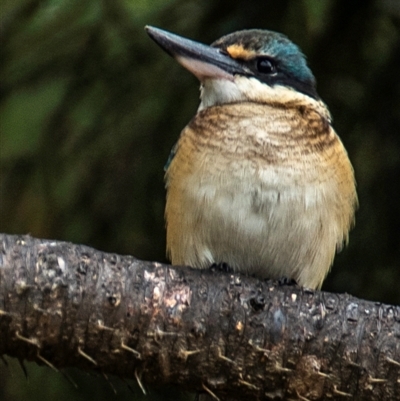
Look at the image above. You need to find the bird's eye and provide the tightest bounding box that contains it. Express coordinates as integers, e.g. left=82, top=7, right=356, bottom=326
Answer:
left=256, top=57, right=276, bottom=74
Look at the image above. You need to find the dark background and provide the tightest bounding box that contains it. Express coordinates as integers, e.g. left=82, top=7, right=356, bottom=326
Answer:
left=1, top=0, right=399, bottom=400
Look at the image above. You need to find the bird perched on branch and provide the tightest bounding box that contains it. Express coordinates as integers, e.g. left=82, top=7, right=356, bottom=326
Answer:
left=146, top=26, right=357, bottom=289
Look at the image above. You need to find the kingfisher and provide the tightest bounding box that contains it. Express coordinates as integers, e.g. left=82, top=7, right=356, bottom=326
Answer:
left=146, top=26, right=357, bottom=289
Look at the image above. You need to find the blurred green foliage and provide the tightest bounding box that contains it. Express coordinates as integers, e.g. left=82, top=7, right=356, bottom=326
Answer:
left=1, top=0, right=399, bottom=400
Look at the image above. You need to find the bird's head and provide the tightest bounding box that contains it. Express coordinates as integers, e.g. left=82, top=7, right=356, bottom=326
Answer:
left=146, top=26, right=318, bottom=110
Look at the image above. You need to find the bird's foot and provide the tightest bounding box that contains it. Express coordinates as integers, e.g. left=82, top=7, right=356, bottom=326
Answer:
left=209, top=262, right=233, bottom=273
left=278, top=276, right=298, bottom=286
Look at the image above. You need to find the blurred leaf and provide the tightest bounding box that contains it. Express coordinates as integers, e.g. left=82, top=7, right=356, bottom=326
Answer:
left=0, top=78, right=69, bottom=160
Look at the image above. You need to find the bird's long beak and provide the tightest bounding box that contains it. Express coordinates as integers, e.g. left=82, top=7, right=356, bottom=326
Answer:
left=145, top=26, right=249, bottom=81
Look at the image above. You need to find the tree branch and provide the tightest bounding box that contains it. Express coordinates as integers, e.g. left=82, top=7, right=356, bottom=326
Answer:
left=0, top=233, right=399, bottom=400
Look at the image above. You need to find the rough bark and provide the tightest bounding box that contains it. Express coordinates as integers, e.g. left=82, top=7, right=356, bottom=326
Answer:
left=0, top=233, right=399, bottom=401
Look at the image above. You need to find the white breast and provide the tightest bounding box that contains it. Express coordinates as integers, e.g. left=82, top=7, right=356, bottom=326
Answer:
left=165, top=97, right=356, bottom=289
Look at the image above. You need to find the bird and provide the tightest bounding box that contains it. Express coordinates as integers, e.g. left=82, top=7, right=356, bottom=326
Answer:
left=146, top=26, right=357, bottom=290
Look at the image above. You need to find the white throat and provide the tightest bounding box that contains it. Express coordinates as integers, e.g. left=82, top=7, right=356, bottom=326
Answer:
left=198, top=76, right=327, bottom=117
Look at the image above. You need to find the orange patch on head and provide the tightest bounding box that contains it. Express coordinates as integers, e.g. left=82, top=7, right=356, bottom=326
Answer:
left=226, top=44, right=256, bottom=60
